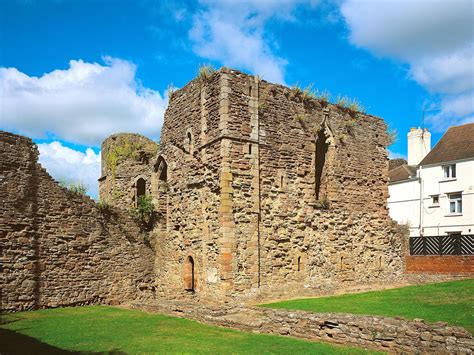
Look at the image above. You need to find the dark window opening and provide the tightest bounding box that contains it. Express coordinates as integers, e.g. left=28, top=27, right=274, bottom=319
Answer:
left=187, top=132, right=192, bottom=154
left=315, top=129, right=329, bottom=200
left=297, top=256, right=301, bottom=272
left=248, top=144, right=252, bottom=155
left=248, top=86, right=252, bottom=96
left=184, top=256, right=195, bottom=291
left=136, top=178, right=146, bottom=203
left=155, top=156, right=168, bottom=182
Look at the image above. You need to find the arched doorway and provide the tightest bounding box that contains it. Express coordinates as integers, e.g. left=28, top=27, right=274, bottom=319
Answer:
left=184, top=256, right=195, bottom=291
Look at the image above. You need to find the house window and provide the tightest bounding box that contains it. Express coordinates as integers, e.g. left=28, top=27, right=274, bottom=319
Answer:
left=448, top=193, right=462, bottom=214
left=443, top=164, right=456, bottom=179
left=432, top=195, right=439, bottom=206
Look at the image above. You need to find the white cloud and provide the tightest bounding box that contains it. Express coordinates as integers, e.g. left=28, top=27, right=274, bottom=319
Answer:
left=388, top=150, right=407, bottom=160
left=0, top=57, right=168, bottom=146
left=340, top=0, right=473, bottom=61
left=37, top=142, right=101, bottom=199
left=339, top=0, right=474, bottom=131
left=189, top=0, right=316, bottom=84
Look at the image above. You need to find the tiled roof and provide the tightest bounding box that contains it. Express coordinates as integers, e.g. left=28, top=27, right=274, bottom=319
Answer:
left=389, top=164, right=417, bottom=183
left=389, top=158, right=407, bottom=171
left=420, top=123, right=474, bottom=165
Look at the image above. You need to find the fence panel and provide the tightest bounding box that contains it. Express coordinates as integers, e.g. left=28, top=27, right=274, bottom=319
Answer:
left=409, top=235, right=473, bottom=256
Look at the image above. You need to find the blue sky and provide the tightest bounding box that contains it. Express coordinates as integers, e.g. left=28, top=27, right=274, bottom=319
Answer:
left=1, top=0, right=473, bottom=198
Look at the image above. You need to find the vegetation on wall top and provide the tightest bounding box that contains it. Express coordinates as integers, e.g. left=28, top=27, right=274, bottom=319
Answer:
left=104, top=135, right=158, bottom=178
left=289, top=82, right=365, bottom=115
left=59, top=180, right=88, bottom=196
left=387, top=127, right=398, bottom=146
left=197, top=64, right=215, bottom=85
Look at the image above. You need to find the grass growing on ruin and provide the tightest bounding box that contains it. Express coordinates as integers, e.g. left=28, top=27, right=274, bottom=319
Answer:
left=261, top=279, right=474, bottom=334
left=0, top=306, right=377, bottom=354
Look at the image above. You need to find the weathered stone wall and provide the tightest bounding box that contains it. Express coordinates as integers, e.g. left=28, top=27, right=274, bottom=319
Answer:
left=135, top=300, right=474, bottom=354
left=150, top=67, right=405, bottom=302
left=223, top=70, right=403, bottom=296
left=152, top=74, right=227, bottom=302
left=1, top=132, right=155, bottom=312
left=99, top=133, right=158, bottom=209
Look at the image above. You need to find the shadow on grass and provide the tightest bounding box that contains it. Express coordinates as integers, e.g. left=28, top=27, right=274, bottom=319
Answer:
left=0, top=328, right=78, bottom=354
left=0, top=328, right=126, bottom=355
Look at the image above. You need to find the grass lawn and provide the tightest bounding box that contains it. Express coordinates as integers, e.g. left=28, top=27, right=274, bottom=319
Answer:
left=0, top=306, right=377, bottom=354
left=262, top=279, right=474, bottom=334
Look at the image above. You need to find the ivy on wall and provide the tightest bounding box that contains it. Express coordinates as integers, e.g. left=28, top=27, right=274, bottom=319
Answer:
left=104, top=136, right=158, bottom=178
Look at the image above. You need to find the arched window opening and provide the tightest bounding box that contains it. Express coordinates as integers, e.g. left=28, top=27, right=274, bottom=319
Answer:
left=315, top=129, right=329, bottom=200
left=184, top=256, right=195, bottom=291
left=156, top=157, right=168, bottom=182
left=136, top=178, right=146, bottom=204
left=297, top=256, right=301, bottom=272
left=248, top=86, right=252, bottom=96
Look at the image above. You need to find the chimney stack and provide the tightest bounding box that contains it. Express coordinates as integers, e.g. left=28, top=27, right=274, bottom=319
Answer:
left=407, top=127, right=431, bottom=165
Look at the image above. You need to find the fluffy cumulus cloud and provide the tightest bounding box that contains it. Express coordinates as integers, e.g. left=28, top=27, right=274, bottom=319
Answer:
left=37, top=142, right=101, bottom=199
left=0, top=57, right=167, bottom=146
left=189, top=0, right=316, bottom=84
left=339, top=0, right=474, bottom=131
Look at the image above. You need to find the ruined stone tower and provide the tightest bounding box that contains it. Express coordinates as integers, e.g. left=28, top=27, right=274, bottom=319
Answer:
left=99, top=133, right=158, bottom=208
left=101, top=68, right=404, bottom=302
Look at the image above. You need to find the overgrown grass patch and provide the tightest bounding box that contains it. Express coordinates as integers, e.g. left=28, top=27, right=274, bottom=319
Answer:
left=261, top=279, right=474, bottom=334
left=1, top=306, right=377, bottom=354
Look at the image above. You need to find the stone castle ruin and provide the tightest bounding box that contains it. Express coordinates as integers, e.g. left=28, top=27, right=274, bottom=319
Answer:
left=100, top=68, right=404, bottom=302
left=1, top=67, right=405, bottom=311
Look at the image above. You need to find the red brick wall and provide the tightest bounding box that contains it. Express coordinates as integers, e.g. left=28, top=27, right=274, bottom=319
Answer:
left=406, top=255, right=474, bottom=274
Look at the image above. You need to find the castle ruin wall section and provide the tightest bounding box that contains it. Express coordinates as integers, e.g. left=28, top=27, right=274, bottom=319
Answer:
left=153, top=68, right=405, bottom=302
left=1, top=132, right=155, bottom=312
left=153, top=74, right=228, bottom=302
left=99, top=133, right=158, bottom=209
left=226, top=70, right=404, bottom=296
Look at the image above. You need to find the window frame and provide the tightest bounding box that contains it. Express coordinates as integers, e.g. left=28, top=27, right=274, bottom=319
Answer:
left=447, top=192, right=462, bottom=215
left=442, top=164, right=456, bottom=180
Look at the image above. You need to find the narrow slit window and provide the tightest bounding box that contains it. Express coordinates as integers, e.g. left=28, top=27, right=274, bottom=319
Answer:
left=136, top=178, right=146, bottom=205
left=315, top=129, right=329, bottom=200
left=187, top=132, right=192, bottom=154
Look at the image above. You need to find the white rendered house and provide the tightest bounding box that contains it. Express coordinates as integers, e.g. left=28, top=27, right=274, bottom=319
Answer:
left=388, top=124, right=474, bottom=238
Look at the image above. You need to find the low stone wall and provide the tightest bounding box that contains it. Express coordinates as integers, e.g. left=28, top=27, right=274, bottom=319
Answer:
left=406, top=256, right=474, bottom=274
left=0, top=132, right=156, bottom=312
left=134, top=301, right=474, bottom=354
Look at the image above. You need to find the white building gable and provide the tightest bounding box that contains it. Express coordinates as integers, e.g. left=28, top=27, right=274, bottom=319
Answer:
left=388, top=124, right=474, bottom=237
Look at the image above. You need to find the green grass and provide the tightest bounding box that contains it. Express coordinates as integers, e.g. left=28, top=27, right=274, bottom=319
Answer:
left=0, top=306, right=376, bottom=354
left=262, top=279, right=474, bottom=334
